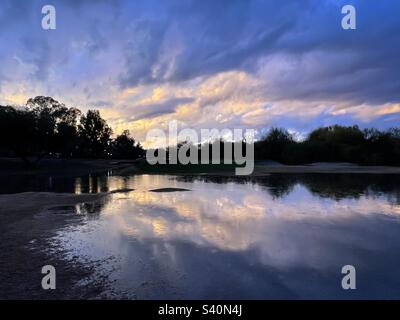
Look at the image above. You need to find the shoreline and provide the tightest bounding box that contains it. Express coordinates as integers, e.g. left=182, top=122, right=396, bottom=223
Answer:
left=0, top=190, right=133, bottom=299
left=0, top=157, right=138, bottom=176
left=1, top=157, right=400, bottom=177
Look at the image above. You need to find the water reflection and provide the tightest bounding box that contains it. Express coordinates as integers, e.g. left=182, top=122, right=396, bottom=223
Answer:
left=177, top=174, right=400, bottom=203
left=48, top=174, right=400, bottom=299
left=2, top=171, right=400, bottom=205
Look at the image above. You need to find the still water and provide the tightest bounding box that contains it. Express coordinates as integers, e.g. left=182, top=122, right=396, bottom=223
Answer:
left=44, top=174, right=400, bottom=299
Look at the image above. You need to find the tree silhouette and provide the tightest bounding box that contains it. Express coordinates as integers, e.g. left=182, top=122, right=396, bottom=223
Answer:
left=111, top=130, right=144, bottom=159
left=0, top=96, right=144, bottom=163
left=1, top=97, right=400, bottom=166
left=255, top=128, right=294, bottom=162
left=26, top=96, right=82, bottom=158
left=78, top=110, right=112, bottom=158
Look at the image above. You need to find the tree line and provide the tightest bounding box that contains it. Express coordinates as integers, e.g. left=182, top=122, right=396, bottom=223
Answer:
left=1, top=96, right=399, bottom=166
left=0, top=96, right=144, bottom=164
left=254, top=126, right=400, bottom=166
left=153, top=126, right=400, bottom=166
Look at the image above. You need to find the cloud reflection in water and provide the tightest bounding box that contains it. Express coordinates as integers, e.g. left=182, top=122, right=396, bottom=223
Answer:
left=52, top=174, right=400, bottom=299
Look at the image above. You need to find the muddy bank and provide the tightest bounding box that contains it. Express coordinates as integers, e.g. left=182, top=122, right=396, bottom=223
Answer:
left=0, top=191, right=130, bottom=299
left=252, top=163, right=400, bottom=174
left=149, top=188, right=191, bottom=192
left=0, top=157, right=138, bottom=177
left=2, top=158, right=400, bottom=178
left=126, top=162, right=400, bottom=176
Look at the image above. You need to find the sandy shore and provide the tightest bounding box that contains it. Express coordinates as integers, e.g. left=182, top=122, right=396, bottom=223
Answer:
left=0, top=157, right=139, bottom=177
left=129, top=162, right=400, bottom=176
left=0, top=190, right=128, bottom=299
left=2, top=157, right=400, bottom=177
left=251, top=163, right=400, bottom=175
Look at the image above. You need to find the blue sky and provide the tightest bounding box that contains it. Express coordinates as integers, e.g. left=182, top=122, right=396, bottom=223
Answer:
left=0, top=0, right=399, bottom=146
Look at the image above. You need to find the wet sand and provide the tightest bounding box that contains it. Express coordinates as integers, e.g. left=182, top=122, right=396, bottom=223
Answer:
left=0, top=191, right=127, bottom=299
left=149, top=188, right=191, bottom=192
left=252, top=163, right=400, bottom=175
left=129, top=161, right=400, bottom=176
left=0, top=157, right=139, bottom=177
left=2, top=157, right=400, bottom=177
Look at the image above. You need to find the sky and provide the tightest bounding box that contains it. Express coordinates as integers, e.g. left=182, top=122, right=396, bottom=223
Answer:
left=0, top=0, right=399, bottom=147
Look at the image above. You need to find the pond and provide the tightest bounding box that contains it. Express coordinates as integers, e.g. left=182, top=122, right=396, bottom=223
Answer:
left=39, top=173, right=400, bottom=299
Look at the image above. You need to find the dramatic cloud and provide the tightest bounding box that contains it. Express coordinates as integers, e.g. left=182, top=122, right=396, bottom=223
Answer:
left=0, top=0, right=399, bottom=146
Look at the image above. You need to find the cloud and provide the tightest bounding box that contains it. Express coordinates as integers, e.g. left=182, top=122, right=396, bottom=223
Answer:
left=1, top=0, right=400, bottom=146
left=131, top=97, right=194, bottom=120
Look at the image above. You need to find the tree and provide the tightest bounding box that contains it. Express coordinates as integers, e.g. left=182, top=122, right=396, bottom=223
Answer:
left=0, top=105, right=40, bottom=164
left=308, top=125, right=364, bottom=146
left=25, top=96, right=81, bottom=158
left=78, top=110, right=112, bottom=158
left=0, top=106, right=17, bottom=155
left=54, top=107, right=81, bottom=157
left=255, top=128, right=294, bottom=162
left=1, top=98, right=146, bottom=163
left=111, top=130, right=144, bottom=159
